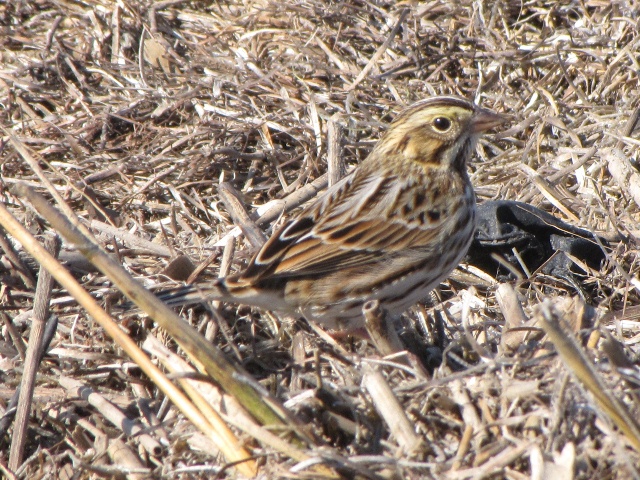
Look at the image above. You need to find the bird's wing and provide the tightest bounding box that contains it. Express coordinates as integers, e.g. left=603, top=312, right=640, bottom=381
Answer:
left=241, top=167, right=454, bottom=281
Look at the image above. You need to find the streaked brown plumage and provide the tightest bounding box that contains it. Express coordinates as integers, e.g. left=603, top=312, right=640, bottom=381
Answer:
left=160, top=96, right=505, bottom=332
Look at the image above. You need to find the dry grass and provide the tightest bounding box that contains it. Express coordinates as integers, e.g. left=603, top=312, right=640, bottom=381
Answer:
left=1, top=0, right=640, bottom=478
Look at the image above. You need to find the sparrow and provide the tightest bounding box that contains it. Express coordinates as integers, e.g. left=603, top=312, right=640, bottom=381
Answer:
left=159, top=96, right=505, bottom=333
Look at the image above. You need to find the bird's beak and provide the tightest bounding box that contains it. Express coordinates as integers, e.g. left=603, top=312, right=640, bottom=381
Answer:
left=470, top=107, right=508, bottom=133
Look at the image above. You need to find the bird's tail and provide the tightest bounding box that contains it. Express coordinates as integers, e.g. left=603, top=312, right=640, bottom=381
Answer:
left=155, top=279, right=232, bottom=308
left=153, top=277, right=290, bottom=312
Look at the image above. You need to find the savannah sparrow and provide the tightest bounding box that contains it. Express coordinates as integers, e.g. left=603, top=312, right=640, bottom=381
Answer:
left=160, top=96, right=505, bottom=332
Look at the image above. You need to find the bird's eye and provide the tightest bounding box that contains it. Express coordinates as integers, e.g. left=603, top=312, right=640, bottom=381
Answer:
left=432, top=117, right=452, bottom=132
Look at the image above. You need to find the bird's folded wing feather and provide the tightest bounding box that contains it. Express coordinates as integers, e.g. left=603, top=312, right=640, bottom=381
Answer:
left=241, top=169, right=449, bottom=281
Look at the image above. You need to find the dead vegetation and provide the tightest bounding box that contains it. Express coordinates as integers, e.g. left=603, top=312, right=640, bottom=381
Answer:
left=1, top=0, right=640, bottom=478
